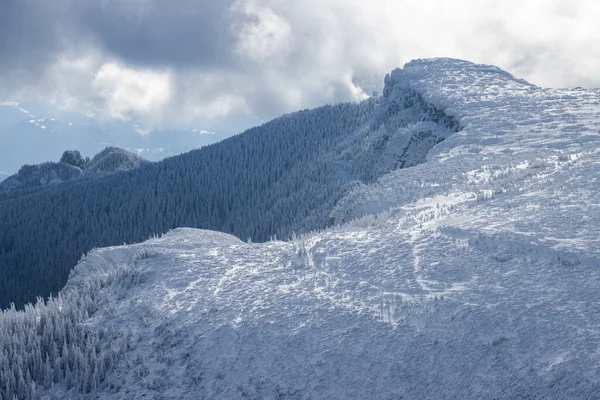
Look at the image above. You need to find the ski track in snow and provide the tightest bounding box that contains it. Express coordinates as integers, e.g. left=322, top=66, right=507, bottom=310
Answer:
left=22, top=58, right=600, bottom=398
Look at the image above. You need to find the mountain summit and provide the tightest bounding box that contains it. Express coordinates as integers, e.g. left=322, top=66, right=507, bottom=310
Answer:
left=2, top=58, right=600, bottom=398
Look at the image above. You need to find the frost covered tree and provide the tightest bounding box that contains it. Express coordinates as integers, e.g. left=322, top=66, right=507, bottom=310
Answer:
left=0, top=251, right=152, bottom=399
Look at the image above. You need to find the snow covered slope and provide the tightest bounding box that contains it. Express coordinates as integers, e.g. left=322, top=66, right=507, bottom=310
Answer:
left=3, top=58, right=600, bottom=399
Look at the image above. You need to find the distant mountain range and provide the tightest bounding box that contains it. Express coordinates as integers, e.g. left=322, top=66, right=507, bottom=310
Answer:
left=0, top=100, right=230, bottom=178
left=0, top=147, right=149, bottom=192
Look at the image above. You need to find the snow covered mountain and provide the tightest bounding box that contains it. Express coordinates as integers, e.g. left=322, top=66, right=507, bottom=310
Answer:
left=2, top=58, right=600, bottom=398
left=0, top=147, right=150, bottom=192
left=0, top=73, right=459, bottom=310
left=0, top=101, right=227, bottom=178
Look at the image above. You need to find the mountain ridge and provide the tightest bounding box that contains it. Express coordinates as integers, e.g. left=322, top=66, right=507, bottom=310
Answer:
left=0, top=147, right=150, bottom=192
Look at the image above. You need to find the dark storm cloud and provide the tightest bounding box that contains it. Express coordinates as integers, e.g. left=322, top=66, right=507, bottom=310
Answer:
left=0, top=0, right=73, bottom=83
left=0, top=0, right=238, bottom=80
left=74, top=0, right=237, bottom=68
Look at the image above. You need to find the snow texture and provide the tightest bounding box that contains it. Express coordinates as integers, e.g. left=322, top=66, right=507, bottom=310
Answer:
left=3, top=58, right=600, bottom=399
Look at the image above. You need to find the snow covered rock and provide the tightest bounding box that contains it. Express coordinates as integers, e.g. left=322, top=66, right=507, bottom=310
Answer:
left=60, top=150, right=87, bottom=169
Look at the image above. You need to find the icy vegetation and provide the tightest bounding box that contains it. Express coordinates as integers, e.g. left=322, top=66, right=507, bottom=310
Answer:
left=2, top=58, right=600, bottom=398
left=0, top=147, right=149, bottom=193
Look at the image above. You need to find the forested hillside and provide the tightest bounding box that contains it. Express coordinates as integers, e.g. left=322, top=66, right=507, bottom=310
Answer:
left=0, top=90, right=459, bottom=309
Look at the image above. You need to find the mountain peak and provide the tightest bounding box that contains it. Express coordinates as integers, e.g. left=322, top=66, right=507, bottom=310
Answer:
left=85, top=146, right=150, bottom=173
left=386, top=58, right=534, bottom=92
left=60, top=150, right=87, bottom=169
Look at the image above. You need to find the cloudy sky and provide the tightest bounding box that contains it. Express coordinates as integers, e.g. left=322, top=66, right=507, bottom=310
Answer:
left=1, top=0, right=599, bottom=133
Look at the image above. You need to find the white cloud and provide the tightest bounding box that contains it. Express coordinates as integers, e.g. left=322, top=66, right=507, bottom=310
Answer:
left=233, top=0, right=292, bottom=65
left=92, top=62, right=172, bottom=122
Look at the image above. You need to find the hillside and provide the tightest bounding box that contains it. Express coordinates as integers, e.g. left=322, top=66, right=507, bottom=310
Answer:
left=0, top=71, right=459, bottom=309
left=1, top=58, right=599, bottom=398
